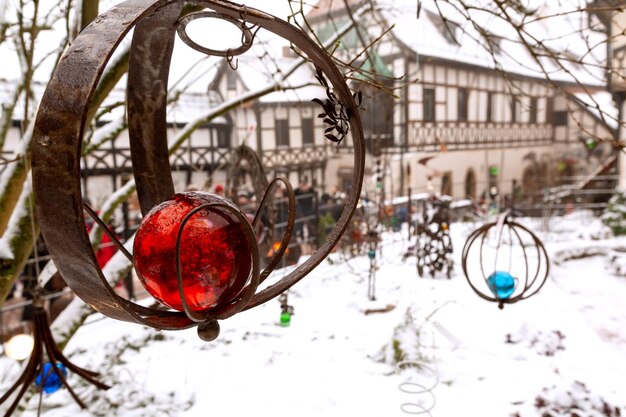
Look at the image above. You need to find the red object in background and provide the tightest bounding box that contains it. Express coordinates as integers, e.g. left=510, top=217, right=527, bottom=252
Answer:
left=133, top=192, right=253, bottom=313
left=85, top=221, right=117, bottom=268
left=96, top=233, right=116, bottom=267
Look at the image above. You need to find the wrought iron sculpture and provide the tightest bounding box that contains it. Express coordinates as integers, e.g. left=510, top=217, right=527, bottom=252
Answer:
left=366, top=229, right=381, bottom=301
left=31, top=0, right=364, bottom=341
left=406, top=198, right=454, bottom=278
left=225, top=144, right=274, bottom=257
left=461, top=213, right=549, bottom=309
left=0, top=293, right=109, bottom=417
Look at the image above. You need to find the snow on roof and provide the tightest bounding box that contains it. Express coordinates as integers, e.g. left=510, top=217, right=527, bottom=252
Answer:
left=240, top=0, right=609, bottom=106
left=167, top=93, right=229, bottom=125
left=573, top=90, right=619, bottom=129
left=374, top=0, right=607, bottom=86
left=307, top=0, right=366, bottom=19
left=224, top=30, right=327, bottom=103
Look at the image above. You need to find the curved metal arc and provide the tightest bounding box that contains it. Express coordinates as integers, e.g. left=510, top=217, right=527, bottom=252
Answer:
left=175, top=201, right=260, bottom=323
left=511, top=221, right=550, bottom=300
left=509, top=222, right=531, bottom=295
left=478, top=222, right=491, bottom=283
left=255, top=177, right=296, bottom=284
left=32, top=0, right=194, bottom=330
left=501, top=221, right=548, bottom=304
left=521, top=237, right=549, bottom=300
left=82, top=202, right=133, bottom=263
left=461, top=223, right=500, bottom=304
left=514, top=223, right=541, bottom=292
left=176, top=11, right=254, bottom=57
left=252, top=176, right=285, bottom=230
left=128, top=0, right=180, bottom=215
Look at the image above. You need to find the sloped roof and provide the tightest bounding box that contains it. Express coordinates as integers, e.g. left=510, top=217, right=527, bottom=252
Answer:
left=309, top=0, right=607, bottom=86
left=574, top=90, right=618, bottom=129
left=215, top=30, right=327, bottom=103
left=399, top=0, right=606, bottom=85
left=307, top=0, right=366, bottom=20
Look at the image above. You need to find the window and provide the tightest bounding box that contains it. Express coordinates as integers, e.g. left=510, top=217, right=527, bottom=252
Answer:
left=360, top=80, right=395, bottom=152
left=529, top=97, right=538, bottom=124
left=226, top=70, right=237, bottom=91
left=511, top=97, right=517, bottom=123
left=553, top=110, right=568, bottom=126
left=486, top=92, right=493, bottom=122
left=423, top=88, right=435, bottom=122
left=458, top=88, right=468, bottom=121
left=276, top=119, right=290, bottom=147
left=545, top=97, right=554, bottom=124
left=441, top=171, right=453, bottom=196
left=465, top=169, right=476, bottom=199
left=216, top=128, right=230, bottom=148
left=301, top=118, right=314, bottom=146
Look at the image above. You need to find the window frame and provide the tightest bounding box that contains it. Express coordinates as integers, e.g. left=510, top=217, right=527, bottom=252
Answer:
left=275, top=118, right=290, bottom=148
left=301, top=117, right=315, bottom=146
left=423, top=88, right=436, bottom=123
left=458, top=88, right=469, bottom=122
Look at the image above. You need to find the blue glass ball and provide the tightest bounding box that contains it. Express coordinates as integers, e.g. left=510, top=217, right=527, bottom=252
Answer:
left=36, top=362, right=68, bottom=394
left=487, top=271, right=517, bottom=300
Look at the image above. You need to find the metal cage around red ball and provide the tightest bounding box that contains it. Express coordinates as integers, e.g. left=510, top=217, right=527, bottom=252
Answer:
left=31, top=0, right=365, bottom=340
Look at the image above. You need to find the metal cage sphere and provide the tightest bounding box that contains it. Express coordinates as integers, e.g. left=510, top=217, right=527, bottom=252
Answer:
left=461, top=216, right=549, bottom=309
left=31, top=0, right=365, bottom=334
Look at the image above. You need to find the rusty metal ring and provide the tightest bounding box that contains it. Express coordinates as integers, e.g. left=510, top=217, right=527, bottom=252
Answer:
left=176, top=11, right=253, bottom=57
left=32, top=0, right=365, bottom=333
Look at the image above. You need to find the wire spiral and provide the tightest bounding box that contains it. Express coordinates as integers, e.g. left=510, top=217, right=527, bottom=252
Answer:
left=396, top=360, right=439, bottom=415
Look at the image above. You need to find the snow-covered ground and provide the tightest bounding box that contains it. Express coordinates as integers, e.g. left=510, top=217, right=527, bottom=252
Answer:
left=2, top=211, right=626, bottom=417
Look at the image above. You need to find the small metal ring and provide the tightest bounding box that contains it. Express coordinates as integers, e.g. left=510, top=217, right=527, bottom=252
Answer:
left=177, top=11, right=253, bottom=57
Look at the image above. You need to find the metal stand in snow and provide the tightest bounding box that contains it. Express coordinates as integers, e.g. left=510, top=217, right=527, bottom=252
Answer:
left=405, top=197, right=453, bottom=278
left=278, top=292, right=294, bottom=326
left=367, top=234, right=379, bottom=301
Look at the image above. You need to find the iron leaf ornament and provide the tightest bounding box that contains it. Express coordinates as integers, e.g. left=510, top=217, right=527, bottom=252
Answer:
left=313, top=66, right=362, bottom=144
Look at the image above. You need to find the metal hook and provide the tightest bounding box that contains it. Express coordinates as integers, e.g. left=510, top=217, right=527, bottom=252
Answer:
left=239, top=6, right=260, bottom=47
left=226, top=48, right=239, bottom=70
left=239, top=5, right=248, bottom=24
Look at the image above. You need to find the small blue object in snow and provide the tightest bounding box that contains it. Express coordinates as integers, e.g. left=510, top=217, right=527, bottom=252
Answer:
left=36, top=362, right=67, bottom=394
left=487, top=271, right=516, bottom=300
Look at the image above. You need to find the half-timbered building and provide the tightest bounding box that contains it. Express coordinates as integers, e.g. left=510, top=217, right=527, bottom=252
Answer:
left=301, top=0, right=617, bottom=206
left=0, top=0, right=617, bottom=211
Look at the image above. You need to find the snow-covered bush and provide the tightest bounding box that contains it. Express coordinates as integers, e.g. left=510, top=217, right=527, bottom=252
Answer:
left=513, top=381, right=624, bottom=417
left=607, top=250, right=626, bottom=277
left=602, top=191, right=626, bottom=236
left=375, top=308, right=429, bottom=366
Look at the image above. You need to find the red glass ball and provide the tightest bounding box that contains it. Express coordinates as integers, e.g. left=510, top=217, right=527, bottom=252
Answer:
left=133, top=192, right=254, bottom=313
